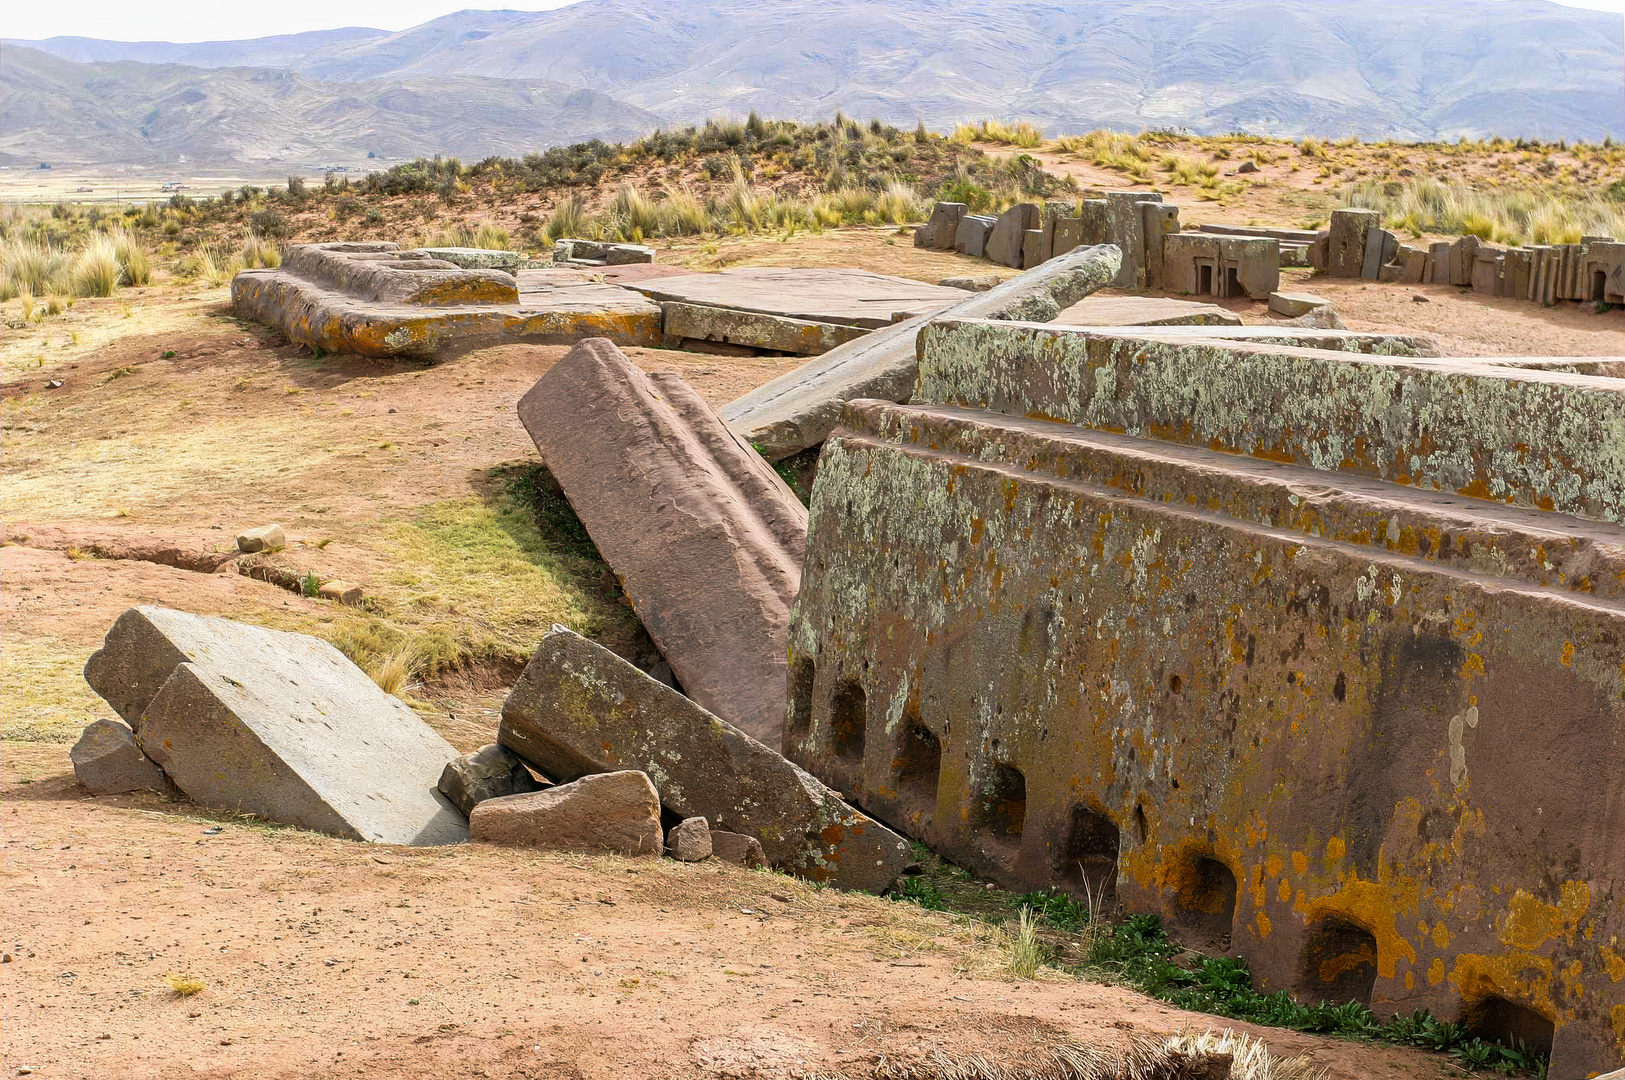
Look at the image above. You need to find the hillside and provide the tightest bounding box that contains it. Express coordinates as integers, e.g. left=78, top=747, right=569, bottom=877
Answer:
left=10, top=0, right=1625, bottom=153
left=0, top=45, right=661, bottom=166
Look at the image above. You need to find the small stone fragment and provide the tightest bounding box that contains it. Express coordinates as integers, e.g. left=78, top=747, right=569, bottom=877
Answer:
left=667, top=816, right=713, bottom=862
left=437, top=743, right=543, bottom=816
left=937, top=273, right=1004, bottom=292
left=710, top=831, right=766, bottom=869
left=316, top=581, right=364, bottom=606
left=468, top=770, right=662, bottom=857
left=235, top=524, right=286, bottom=553
left=70, top=719, right=175, bottom=796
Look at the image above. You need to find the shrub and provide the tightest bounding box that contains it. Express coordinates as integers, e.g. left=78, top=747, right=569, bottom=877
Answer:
left=71, top=234, right=121, bottom=297
left=248, top=209, right=288, bottom=238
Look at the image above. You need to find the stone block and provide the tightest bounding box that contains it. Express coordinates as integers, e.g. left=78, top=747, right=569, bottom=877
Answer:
left=438, top=743, right=543, bottom=816
left=986, top=203, right=1039, bottom=268
left=498, top=625, right=911, bottom=891
left=954, top=215, right=997, bottom=257
left=1505, top=249, right=1534, bottom=300
left=1472, top=251, right=1503, bottom=295
left=1052, top=217, right=1084, bottom=260
left=1449, top=235, right=1481, bottom=286
left=916, top=319, right=1625, bottom=528
left=469, top=771, right=661, bottom=857
left=235, top=524, right=285, bottom=553
left=317, top=580, right=363, bottom=606
left=1268, top=292, right=1331, bottom=318
left=1079, top=200, right=1108, bottom=247
left=418, top=247, right=524, bottom=272
left=84, top=606, right=466, bottom=845
left=794, top=395, right=1625, bottom=1078
left=667, top=817, right=713, bottom=861
left=914, top=202, right=967, bottom=251
left=938, top=273, right=1003, bottom=292
left=518, top=339, right=807, bottom=744
left=720, top=243, right=1122, bottom=460
left=661, top=302, right=868, bottom=356
left=1361, top=226, right=1389, bottom=279
left=1056, top=296, right=1242, bottom=328
left=1427, top=241, right=1453, bottom=285
left=70, top=719, right=175, bottom=796
left=710, top=831, right=766, bottom=868
left=1142, top=202, right=1180, bottom=291
left=1308, top=231, right=1329, bottom=273
left=1326, top=208, right=1379, bottom=277
left=628, top=267, right=967, bottom=331
left=603, top=244, right=656, bottom=265
left=1021, top=228, right=1047, bottom=270
left=1105, top=191, right=1161, bottom=289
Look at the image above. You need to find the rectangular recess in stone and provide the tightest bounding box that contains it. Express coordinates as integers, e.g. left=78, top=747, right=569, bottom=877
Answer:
left=914, top=318, right=1625, bottom=527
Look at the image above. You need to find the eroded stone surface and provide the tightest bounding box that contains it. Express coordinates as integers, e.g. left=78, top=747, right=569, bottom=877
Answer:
left=517, top=339, right=807, bottom=743
left=625, top=267, right=969, bottom=330
left=70, top=719, right=174, bottom=796
left=498, top=625, right=909, bottom=891
left=84, top=606, right=466, bottom=845
left=721, top=244, right=1122, bottom=460
left=438, top=743, right=543, bottom=816
left=469, top=770, right=661, bottom=856
left=667, top=817, right=713, bottom=862
left=1055, top=296, right=1242, bottom=328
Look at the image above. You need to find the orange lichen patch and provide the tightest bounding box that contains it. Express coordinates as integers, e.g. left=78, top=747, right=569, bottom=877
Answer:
left=1502, top=883, right=1591, bottom=952
left=1603, top=946, right=1625, bottom=983
left=1301, top=874, right=1422, bottom=979
left=1450, top=952, right=1558, bottom=1022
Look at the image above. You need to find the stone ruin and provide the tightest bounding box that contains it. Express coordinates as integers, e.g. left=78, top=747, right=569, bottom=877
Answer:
left=1316, top=207, right=1625, bottom=307
left=914, top=191, right=1281, bottom=301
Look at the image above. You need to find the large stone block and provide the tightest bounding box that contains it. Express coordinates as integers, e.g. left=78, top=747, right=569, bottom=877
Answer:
left=1105, top=191, right=1161, bottom=289
left=1021, top=228, right=1047, bottom=270
left=954, top=215, right=997, bottom=257
left=791, top=396, right=1625, bottom=1078
left=661, top=302, right=868, bottom=356
left=1051, top=217, right=1085, bottom=259
left=499, top=625, right=911, bottom=891
left=914, top=202, right=967, bottom=251
left=986, top=204, right=1040, bottom=268
left=1326, top=208, right=1379, bottom=278
left=915, top=318, right=1625, bottom=528
left=71, top=719, right=174, bottom=796
left=469, top=770, right=661, bottom=856
left=84, top=606, right=466, bottom=845
left=720, top=243, right=1122, bottom=460
left=518, top=339, right=807, bottom=745
left=1142, top=203, right=1180, bottom=291
left=438, top=743, right=543, bottom=816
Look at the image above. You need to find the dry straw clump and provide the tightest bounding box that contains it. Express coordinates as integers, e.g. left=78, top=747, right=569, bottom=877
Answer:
left=1344, top=176, right=1625, bottom=246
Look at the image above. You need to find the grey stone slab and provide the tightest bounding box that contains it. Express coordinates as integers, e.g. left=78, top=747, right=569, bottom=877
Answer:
left=662, top=302, right=869, bottom=356
left=1106, top=191, right=1160, bottom=289
left=71, top=719, right=175, bottom=796
left=438, top=743, right=543, bottom=816
left=1056, top=295, right=1242, bottom=327
left=1142, top=202, right=1180, bottom=291
left=86, top=606, right=466, bottom=845
left=1268, top=291, right=1332, bottom=317
left=1362, top=226, right=1389, bottom=280
left=1021, top=228, right=1047, bottom=270
left=625, top=267, right=968, bottom=330
left=986, top=204, right=1039, bottom=268
left=1327, top=209, right=1379, bottom=278
left=914, top=201, right=967, bottom=251
left=721, top=244, right=1123, bottom=460
left=955, top=214, right=997, bottom=257
left=500, top=625, right=911, bottom=891
left=1052, top=217, right=1084, bottom=260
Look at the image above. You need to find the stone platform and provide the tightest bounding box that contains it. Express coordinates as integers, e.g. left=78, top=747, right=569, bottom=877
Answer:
left=624, top=267, right=971, bottom=329
left=786, top=319, right=1625, bottom=1075
left=1054, top=295, right=1242, bottom=327
left=231, top=242, right=670, bottom=359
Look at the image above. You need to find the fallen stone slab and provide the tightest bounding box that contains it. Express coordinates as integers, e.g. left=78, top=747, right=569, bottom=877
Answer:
left=231, top=241, right=665, bottom=360
left=236, top=524, right=285, bottom=553
left=938, top=273, right=1004, bottom=292
left=552, top=239, right=655, bottom=265
left=469, top=770, right=661, bottom=856
left=913, top=202, right=967, bottom=251
left=1285, top=306, right=1347, bottom=330
left=721, top=243, right=1123, bottom=460
left=438, top=743, right=544, bottom=816
left=661, top=301, right=870, bottom=356
left=710, top=831, right=766, bottom=868
left=954, top=214, right=997, bottom=257
left=84, top=606, right=467, bottom=845
left=1268, top=291, right=1331, bottom=318
left=624, top=267, right=969, bottom=330
left=418, top=247, right=525, bottom=272
left=667, top=816, right=713, bottom=861
left=1055, top=295, right=1242, bottom=327
left=499, top=625, right=911, bottom=891
left=71, top=719, right=175, bottom=796
left=517, top=339, right=807, bottom=744
left=1072, top=324, right=1436, bottom=356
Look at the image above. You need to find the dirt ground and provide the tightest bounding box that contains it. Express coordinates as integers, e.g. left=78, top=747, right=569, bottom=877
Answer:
left=0, top=229, right=1604, bottom=1078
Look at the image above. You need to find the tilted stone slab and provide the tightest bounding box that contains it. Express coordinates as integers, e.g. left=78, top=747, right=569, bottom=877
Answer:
left=720, top=244, right=1123, bottom=460
left=517, top=339, right=808, bottom=745
left=789, top=398, right=1625, bottom=1077
left=499, top=625, right=910, bottom=891
left=84, top=606, right=466, bottom=845
left=954, top=214, right=997, bottom=257
left=915, top=318, right=1625, bottom=526
left=986, top=203, right=1039, bottom=268
left=231, top=241, right=664, bottom=360
left=913, top=202, right=967, bottom=251
left=661, top=302, right=870, bottom=355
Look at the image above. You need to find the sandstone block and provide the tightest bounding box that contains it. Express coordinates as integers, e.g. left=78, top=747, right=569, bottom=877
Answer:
left=1308, top=231, right=1329, bottom=273
left=316, top=580, right=363, bottom=606
left=1361, top=226, right=1390, bottom=279
left=84, top=606, right=466, bottom=845
left=469, top=770, right=661, bottom=856
left=667, top=816, right=713, bottom=861
left=710, top=831, right=766, bottom=869
left=915, top=202, right=967, bottom=251
left=721, top=243, right=1122, bottom=460
left=1051, top=217, right=1084, bottom=260
left=1451, top=235, right=1482, bottom=287
left=235, top=524, right=285, bottom=554
left=1021, top=228, right=1047, bottom=270
left=661, top=302, right=868, bottom=356
left=438, top=743, right=543, bottom=816
left=938, top=273, right=1003, bottom=292
left=1268, top=291, right=1331, bottom=318
left=603, top=244, right=655, bottom=266
left=986, top=204, right=1039, bottom=268
left=517, top=339, right=807, bottom=744
left=499, top=625, right=911, bottom=891
left=1327, top=209, right=1379, bottom=277
left=954, top=215, right=997, bottom=257
left=70, top=719, right=174, bottom=796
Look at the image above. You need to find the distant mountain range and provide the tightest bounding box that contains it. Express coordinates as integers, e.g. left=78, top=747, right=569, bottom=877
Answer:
left=6, top=0, right=1623, bottom=166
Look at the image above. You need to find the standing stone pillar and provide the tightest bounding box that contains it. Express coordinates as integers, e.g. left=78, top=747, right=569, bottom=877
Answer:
left=1106, top=191, right=1162, bottom=290
left=1327, top=208, right=1379, bottom=278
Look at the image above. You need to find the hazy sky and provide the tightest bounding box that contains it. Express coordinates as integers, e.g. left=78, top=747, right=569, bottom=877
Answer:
left=6, top=0, right=1623, bottom=44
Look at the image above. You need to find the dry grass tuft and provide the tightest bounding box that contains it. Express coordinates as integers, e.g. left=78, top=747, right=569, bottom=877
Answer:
left=167, top=973, right=207, bottom=997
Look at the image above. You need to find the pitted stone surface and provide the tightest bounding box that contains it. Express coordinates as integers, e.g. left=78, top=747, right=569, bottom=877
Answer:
left=517, top=339, right=807, bottom=744
left=498, top=625, right=909, bottom=891
left=84, top=606, right=466, bottom=845
left=720, top=244, right=1122, bottom=460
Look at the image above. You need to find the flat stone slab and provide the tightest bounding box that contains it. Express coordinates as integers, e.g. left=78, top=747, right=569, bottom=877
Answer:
left=84, top=606, right=466, bottom=845
left=469, top=770, right=662, bottom=856
left=1268, top=291, right=1332, bottom=318
left=721, top=244, right=1123, bottom=460
left=661, top=302, right=870, bottom=355
left=517, top=339, right=808, bottom=745
left=419, top=247, right=525, bottom=272
left=499, top=625, right=910, bottom=891
left=1055, top=295, right=1242, bottom=327
left=232, top=242, right=665, bottom=360
left=624, top=267, right=970, bottom=330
